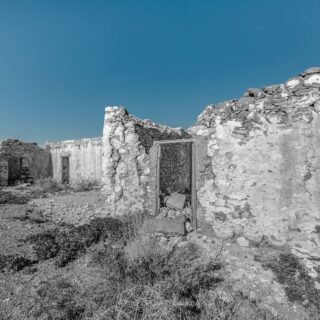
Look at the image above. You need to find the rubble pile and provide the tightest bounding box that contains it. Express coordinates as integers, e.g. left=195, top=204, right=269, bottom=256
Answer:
left=158, top=191, right=194, bottom=233
left=196, top=67, right=320, bottom=139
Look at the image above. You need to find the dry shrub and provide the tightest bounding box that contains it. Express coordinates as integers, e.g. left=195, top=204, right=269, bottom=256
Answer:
left=255, top=250, right=320, bottom=314
left=197, top=287, right=281, bottom=320
left=30, top=177, right=66, bottom=197
left=32, top=278, right=86, bottom=320
left=90, top=239, right=223, bottom=319
left=26, top=217, right=133, bottom=267
left=125, top=239, right=223, bottom=297
left=72, top=180, right=100, bottom=192
left=0, top=234, right=289, bottom=320
left=0, top=253, right=35, bottom=273
left=0, top=190, right=29, bottom=204
left=97, top=285, right=176, bottom=320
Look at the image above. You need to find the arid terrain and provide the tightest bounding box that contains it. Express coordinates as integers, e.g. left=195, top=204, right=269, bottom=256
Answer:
left=0, top=180, right=319, bottom=320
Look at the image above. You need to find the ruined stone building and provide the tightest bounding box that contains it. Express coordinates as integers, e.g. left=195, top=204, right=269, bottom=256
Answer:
left=0, top=139, right=51, bottom=186
left=1, top=67, right=320, bottom=262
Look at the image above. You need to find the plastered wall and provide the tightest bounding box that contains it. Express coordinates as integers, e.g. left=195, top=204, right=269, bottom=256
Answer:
left=47, top=138, right=102, bottom=185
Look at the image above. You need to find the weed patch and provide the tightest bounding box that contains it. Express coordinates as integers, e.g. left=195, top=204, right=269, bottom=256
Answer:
left=0, top=191, right=29, bottom=204
left=0, top=253, right=35, bottom=272
left=30, top=178, right=66, bottom=197
left=255, top=251, right=320, bottom=313
left=72, top=180, right=99, bottom=192
left=26, top=217, right=133, bottom=267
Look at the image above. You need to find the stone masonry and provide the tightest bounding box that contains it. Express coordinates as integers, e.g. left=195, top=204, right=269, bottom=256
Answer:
left=101, top=106, right=190, bottom=216
left=189, top=67, right=320, bottom=266
left=0, top=139, right=51, bottom=186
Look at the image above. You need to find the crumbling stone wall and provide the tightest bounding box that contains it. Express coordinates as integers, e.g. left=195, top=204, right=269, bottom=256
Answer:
left=189, top=67, right=320, bottom=264
left=47, top=138, right=102, bottom=185
left=0, top=139, right=51, bottom=186
left=102, top=107, right=190, bottom=216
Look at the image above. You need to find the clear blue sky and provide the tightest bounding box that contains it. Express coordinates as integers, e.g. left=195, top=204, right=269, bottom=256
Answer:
left=0, top=0, right=319, bottom=145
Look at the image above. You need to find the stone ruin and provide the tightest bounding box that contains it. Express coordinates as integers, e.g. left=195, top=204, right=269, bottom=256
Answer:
left=0, top=139, right=51, bottom=186
left=1, top=66, right=320, bottom=266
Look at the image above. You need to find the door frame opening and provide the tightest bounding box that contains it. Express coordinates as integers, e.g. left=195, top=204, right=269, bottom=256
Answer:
left=155, top=139, right=197, bottom=228
left=61, top=156, right=70, bottom=184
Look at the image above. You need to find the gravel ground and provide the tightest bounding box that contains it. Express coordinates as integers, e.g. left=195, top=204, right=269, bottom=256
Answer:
left=0, top=188, right=107, bottom=257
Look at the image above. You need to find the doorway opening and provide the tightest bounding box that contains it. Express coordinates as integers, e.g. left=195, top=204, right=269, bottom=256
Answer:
left=61, top=156, right=70, bottom=184
left=7, top=157, right=33, bottom=185
left=155, top=139, right=196, bottom=228
left=0, top=159, right=9, bottom=186
left=8, top=157, right=22, bottom=185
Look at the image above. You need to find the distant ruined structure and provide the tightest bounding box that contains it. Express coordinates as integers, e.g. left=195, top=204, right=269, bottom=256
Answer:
left=1, top=67, right=320, bottom=265
left=0, top=139, right=51, bottom=186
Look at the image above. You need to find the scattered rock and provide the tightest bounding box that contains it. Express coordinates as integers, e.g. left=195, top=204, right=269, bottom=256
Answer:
left=236, top=237, right=250, bottom=247
left=314, top=100, right=320, bottom=113
left=304, top=74, right=320, bottom=87
left=303, top=67, right=320, bottom=75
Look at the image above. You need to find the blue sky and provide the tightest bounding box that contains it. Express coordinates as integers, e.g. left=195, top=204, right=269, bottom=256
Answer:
left=0, top=0, right=319, bottom=145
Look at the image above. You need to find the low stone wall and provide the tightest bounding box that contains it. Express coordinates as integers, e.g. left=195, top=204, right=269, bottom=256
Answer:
left=47, top=138, right=102, bottom=185
left=102, top=106, right=190, bottom=216
left=0, top=139, right=51, bottom=186
left=189, top=67, right=320, bottom=262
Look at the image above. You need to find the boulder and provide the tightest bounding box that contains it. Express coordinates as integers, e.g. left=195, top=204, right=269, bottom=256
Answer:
left=166, top=192, right=186, bottom=210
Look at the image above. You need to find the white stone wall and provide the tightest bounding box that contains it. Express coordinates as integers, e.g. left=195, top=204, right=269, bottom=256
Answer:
left=47, top=138, right=102, bottom=185
left=190, top=67, right=320, bottom=262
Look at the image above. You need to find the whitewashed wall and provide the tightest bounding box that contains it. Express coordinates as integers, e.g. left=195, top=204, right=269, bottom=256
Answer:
left=47, top=138, right=102, bottom=185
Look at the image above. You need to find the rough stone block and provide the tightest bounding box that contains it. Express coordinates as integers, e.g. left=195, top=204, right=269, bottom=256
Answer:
left=142, top=217, right=185, bottom=235
left=236, top=236, right=250, bottom=247
left=166, top=192, right=186, bottom=210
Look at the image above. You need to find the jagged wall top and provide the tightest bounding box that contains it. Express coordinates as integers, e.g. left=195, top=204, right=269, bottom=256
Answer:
left=104, top=106, right=189, bottom=136
left=196, top=67, right=320, bottom=132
